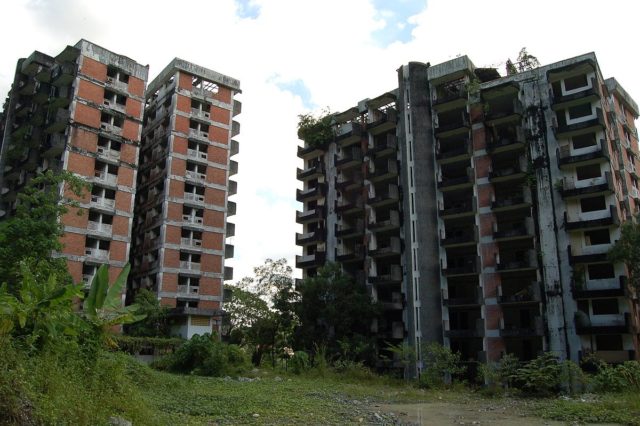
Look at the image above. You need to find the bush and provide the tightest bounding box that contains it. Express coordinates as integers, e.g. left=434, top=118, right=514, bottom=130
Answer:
left=419, top=343, right=466, bottom=388
left=289, top=351, right=310, bottom=374
left=513, top=352, right=564, bottom=396
left=332, top=359, right=376, bottom=381
left=591, top=360, right=640, bottom=393
left=161, top=334, right=250, bottom=377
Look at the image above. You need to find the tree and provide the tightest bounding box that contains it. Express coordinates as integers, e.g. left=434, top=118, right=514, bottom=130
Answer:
left=124, top=288, right=171, bottom=337
left=297, top=110, right=334, bottom=148
left=296, top=263, right=379, bottom=364
left=609, top=216, right=640, bottom=293
left=505, top=47, right=540, bottom=75
left=0, top=170, right=88, bottom=289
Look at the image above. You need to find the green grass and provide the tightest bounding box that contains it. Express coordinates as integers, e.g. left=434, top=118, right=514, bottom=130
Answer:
left=532, top=392, right=640, bottom=425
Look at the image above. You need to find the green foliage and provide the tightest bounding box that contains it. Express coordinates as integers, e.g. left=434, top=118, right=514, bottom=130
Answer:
left=83, top=263, right=145, bottom=348
left=296, top=263, right=379, bottom=365
left=589, top=358, right=640, bottom=392
left=114, top=335, right=184, bottom=354
left=289, top=350, right=310, bottom=374
left=161, top=333, right=250, bottom=377
left=297, top=111, right=334, bottom=148
left=513, top=352, right=565, bottom=396
left=608, top=215, right=640, bottom=293
left=332, top=359, right=376, bottom=381
left=0, top=170, right=88, bottom=289
left=419, top=343, right=466, bottom=388
left=125, top=288, right=171, bottom=337
left=478, top=353, right=520, bottom=390
left=506, top=47, right=541, bottom=75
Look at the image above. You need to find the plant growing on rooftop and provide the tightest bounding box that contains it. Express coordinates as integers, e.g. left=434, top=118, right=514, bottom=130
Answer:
left=297, top=110, right=334, bottom=149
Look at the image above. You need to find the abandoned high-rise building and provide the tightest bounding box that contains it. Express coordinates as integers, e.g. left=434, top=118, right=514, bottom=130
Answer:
left=129, top=59, right=240, bottom=338
left=0, top=39, right=148, bottom=293
left=296, top=53, right=640, bottom=373
left=0, top=43, right=240, bottom=339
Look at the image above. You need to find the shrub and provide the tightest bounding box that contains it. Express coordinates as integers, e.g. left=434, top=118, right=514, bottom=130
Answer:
left=419, top=343, right=466, bottom=388
left=513, top=352, right=563, bottom=396
left=332, top=359, right=375, bottom=381
left=289, top=351, right=310, bottom=374
left=590, top=360, right=640, bottom=393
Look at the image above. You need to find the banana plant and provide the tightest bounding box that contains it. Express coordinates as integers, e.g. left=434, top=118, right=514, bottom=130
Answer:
left=83, top=263, right=145, bottom=348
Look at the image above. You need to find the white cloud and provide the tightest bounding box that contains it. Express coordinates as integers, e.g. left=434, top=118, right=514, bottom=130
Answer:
left=1, top=0, right=640, bottom=282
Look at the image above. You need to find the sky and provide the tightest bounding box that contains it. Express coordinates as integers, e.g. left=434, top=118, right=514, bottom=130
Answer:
left=1, top=0, right=639, bottom=281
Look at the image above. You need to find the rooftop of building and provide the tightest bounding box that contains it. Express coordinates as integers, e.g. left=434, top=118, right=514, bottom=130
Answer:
left=75, top=39, right=149, bottom=81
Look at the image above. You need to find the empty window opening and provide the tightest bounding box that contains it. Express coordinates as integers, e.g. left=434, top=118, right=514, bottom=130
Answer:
left=576, top=164, right=601, bottom=181
left=584, top=229, right=610, bottom=246
left=595, top=334, right=623, bottom=351
left=568, top=103, right=593, bottom=120
left=192, top=76, right=219, bottom=94
left=104, top=90, right=126, bottom=106
left=580, top=196, right=606, bottom=212
left=564, top=74, right=589, bottom=92
left=591, top=298, right=619, bottom=315
left=572, top=133, right=597, bottom=150
left=107, top=66, right=129, bottom=83
left=587, top=263, right=615, bottom=280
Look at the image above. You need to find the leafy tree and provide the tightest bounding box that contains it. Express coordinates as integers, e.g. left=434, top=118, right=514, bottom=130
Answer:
left=0, top=170, right=88, bottom=289
left=609, top=216, right=640, bottom=293
left=297, top=110, right=334, bottom=148
left=419, top=342, right=466, bottom=388
left=296, top=263, right=379, bottom=364
left=83, top=263, right=144, bottom=348
left=506, top=47, right=540, bottom=75
left=124, top=288, right=171, bottom=337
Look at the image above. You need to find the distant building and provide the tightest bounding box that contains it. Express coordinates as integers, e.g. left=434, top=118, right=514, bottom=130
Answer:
left=296, top=53, right=640, bottom=374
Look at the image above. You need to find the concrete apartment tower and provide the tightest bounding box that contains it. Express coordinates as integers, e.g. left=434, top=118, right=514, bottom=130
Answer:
left=0, top=40, right=148, bottom=288
left=297, top=53, right=640, bottom=374
left=129, top=59, right=240, bottom=338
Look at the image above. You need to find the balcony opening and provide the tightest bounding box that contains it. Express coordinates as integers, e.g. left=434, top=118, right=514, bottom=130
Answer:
left=178, top=275, right=200, bottom=295
left=595, top=334, right=623, bottom=351
left=176, top=300, right=198, bottom=308
left=189, top=119, right=209, bottom=133
left=591, top=298, right=619, bottom=315
left=98, top=136, right=121, bottom=154
left=568, top=103, right=593, bottom=121
left=587, top=263, right=615, bottom=280
left=100, top=112, right=124, bottom=129
left=580, top=195, right=606, bottom=213
left=584, top=229, right=610, bottom=246
left=192, top=77, right=218, bottom=94
left=104, top=89, right=126, bottom=107
left=563, top=74, right=589, bottom=92
left=572, top=132, right=597, bottom=150
left=181, top=229, right=202, bottom=244
left=576, top=163, right=601, bottom=181
left=82, top=263, right=97, bottom=283
left=107, top=66, right=129, bottom=83
left=88, top=210, right=113, bottom=225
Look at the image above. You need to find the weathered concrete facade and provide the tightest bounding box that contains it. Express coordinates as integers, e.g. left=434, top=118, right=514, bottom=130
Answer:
left=296, top=52, right=640, bottom=374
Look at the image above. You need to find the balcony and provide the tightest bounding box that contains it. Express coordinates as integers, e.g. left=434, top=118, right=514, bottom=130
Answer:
left=181, top=237, right=203, bottom=249
left=94, top=171, right=118, bottom=187
left=555, top=107, right=605, bottom=138
left=191, top=107, right=211, bottom=121
left=45, top=109, right=70, bottom=134
left=437, top=169, right=473, bottom=191
left=579, top=350, right=635, bottom=364
left=188, top=128, right=209, bottom=142
left=336, top=245, right=365, bottom=263
left=335, top=197, right=364, bottom=215
left=229, top=160, right=238, bottom=176
left=87, top=221, right=112, bottom=235
left=491, top=193, right=530, bottom=212
left=369, top=265, right=402, bottom=285
left=296, top=183, right=326, bottom=202
left=487, top=127, right=525, bottom=153
left=575, top=312, right=634, bottom=335
left=498, top=282, right=541, bottom=305
left=371, top=134, right=397, bottom=156
left=335, top=122, right=363, bottom=146
left=500, top=316, right=544, bottom=338
left=106, top=76, right=128, bottom=92
left=551, top=77, right=601, bottom=111
left=489, top=164, right=526, bottom=183
left=297, top=143, right=325, bottom=159
left=335, top=220, right=364, bottom=239
left=380, top=292, right=404, bottom=311
left=568, top=244, right=610, bottom=265
left=440, top=227, right=477, bottom=248
left=564, top=205, right=618, bottom=231
left=433, top=86, right=467, bottom=111
left=335, top=147, right=362, bottom=170
left=297, top=161, right=325, bottom=180
left=438, top=198, right=476, bottom=219
left=496, top=250, right=537, bottom=272
left=558, top=139, right=609, bottom=169
left=187, top=148, right=208, bottom=162
left=227, top=201, right=237, bottom=216
left=296, top=251, right=326, bottom=269
left=296, top=206, right=325, bottom=224
left=90, top=195, right=116, bottom=211
left=179, top=261, right=201, bottom=271
left=184, top=192, right=205, bottom=205
left=367, top=108, right=397, bottom=136
left=99, top=122, right=123, bottom=137
left=97, top=146, right=121, bottom=162
left=560, top=172, right=613, bottom=199
left=369, top=159, right=398, bottom=182
left=369, top=237, right=401, bottom=258
left=446, top=319, right=484, bottom=338
left=436, top=139, right=472, bottom=164
left=85, top=247, right=109, bottom=261
left=434, top=112, right=470, bottom=138
left=225, top=244, right=234, bottom=259
left=379, top=322, right=405, bottom=340
left=296, top=229, right=325, bottom=246
left=368, top=184, right=400, bottom=207
left=443, top=290, right=482, bottom=307
left=186, top=170, right=206, bottom=183
left=484, top=99, right=523, bottom=126
left=177, top=285, right=200, bottom=297
left=183, top=214, right=204, bottom=227
left=336, top=171, right=363, bottom=191
left=103, top=99, right=126, bottom=114
left=369, top=210, right=401, bottom=233
left=493, top=218, right=534, bottom=242
left=573, top=276, right=626, bottom=299
left=442, top=256, right=478, bottom=277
